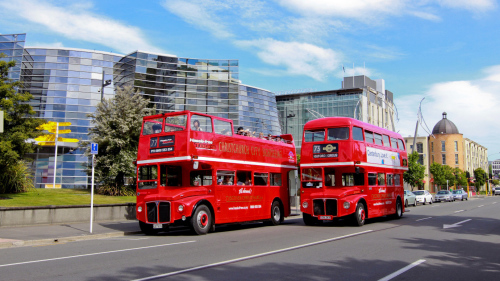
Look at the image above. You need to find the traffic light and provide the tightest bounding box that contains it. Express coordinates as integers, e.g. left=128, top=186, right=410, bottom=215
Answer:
left=466, top=171, right=470, bottom=179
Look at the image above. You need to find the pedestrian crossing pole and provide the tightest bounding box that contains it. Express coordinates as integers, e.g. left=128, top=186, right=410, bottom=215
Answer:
left=90, top=143, right=98, bottom=233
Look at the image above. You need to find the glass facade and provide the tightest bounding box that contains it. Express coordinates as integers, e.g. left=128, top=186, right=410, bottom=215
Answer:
left=277, top=91, right=362, bottom=150
left=2, top=33, right=281, bottom=188
left=0, top=33, right=25, bottom=80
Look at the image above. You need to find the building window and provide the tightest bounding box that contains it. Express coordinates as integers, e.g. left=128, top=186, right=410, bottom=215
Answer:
left=442, top=154, right=446, bottom=165
left=455, top=154, right=459, bottom=165
left=431, top=142, right=433, bottom=152
left=418, top=154, right=424, bottom=165
left=441, top=141, right=446, bottom=152
left=417, top=143, right=423, bottom=153
left=454, top=141, right=458, bottom=152
left=432, top=155, right=434, bottom=163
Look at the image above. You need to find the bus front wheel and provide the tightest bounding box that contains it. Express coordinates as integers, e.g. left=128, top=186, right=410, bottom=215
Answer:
left=270, top=201, right=282, bottom=225
left=393, top=199, right=403, bottom=219
left=191, top=205, right=212, bottom=235
left=354, top=202, right=366, bottom=226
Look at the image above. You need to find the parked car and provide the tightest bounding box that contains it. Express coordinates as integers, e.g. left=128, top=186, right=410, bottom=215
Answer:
left=413, top=190, right=433, bottom=205
left=404, top=190, right=417, bottom=207
left=435, top=190, right=454, bottom=202
left=452, top=189, right=468, bottom=201
left=494, top=187, right=500, bottom=196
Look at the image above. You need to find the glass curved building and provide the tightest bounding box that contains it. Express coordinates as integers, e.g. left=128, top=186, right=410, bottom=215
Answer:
left=1, top=33, right=280, bottom=188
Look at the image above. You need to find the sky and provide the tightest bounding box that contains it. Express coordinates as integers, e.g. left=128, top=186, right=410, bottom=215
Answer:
left=1, top=0, right=500, bottom=159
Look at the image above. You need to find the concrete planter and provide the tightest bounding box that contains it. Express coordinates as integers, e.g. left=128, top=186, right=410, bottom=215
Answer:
left=0, top=203, right=136, bottom=227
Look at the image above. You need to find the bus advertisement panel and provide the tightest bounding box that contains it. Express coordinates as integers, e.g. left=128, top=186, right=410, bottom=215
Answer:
left=136, top=111, right=297, bottom=235
left=300, top=117, right=408, bottom=226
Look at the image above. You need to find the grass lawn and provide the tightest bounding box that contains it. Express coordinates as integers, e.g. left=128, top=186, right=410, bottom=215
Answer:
left=0, top=188, right=135, bottom=207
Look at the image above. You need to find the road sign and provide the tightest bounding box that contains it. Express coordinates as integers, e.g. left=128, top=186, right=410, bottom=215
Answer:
left=91, top=143, right=98, bottom=154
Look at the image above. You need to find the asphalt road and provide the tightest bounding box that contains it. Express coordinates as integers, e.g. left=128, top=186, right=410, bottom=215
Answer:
left=1, top=197, right=499, bottom=281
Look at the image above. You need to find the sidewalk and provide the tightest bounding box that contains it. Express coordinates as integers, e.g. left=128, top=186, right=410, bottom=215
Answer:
left=0, top=220, right=141, bottom=249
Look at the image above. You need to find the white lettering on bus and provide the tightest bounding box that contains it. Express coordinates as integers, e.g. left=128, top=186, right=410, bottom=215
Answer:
left=190, top=138, right=213, bottom=144
left=239, top=188, right=252, bottom=194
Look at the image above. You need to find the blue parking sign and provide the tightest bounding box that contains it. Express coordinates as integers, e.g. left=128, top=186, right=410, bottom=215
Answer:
left=91, top=143, right=98, bottom=154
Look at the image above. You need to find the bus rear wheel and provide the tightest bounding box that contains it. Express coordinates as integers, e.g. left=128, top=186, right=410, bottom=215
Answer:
left=270, top=201, right=282, bottom=226
left=139, top=221, right=160, bottom=235
left=191, top=205, right=212, bottom=235
left=353, top=202, right=366, bottom=226
left=303, top=213, right=318, bottom=226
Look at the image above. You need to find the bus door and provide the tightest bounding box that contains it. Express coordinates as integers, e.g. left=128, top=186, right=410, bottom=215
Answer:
left=252, top=172, right=269, bottom=219
left=215, top=170, right=239, bottom=223
left=288, top=170, right=299, bottom=215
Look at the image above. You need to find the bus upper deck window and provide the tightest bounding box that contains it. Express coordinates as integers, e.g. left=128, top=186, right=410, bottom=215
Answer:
left=304, top=130, right=325, bottom=142
left=398, top=139, right=405, bottom=150
left=374, top=133, right=383, bottom=146
left=142, top=118, right=163, bottom=135
left=365, top=131, right=374, bottom=143
left=164, top=114, right=187, bottom=132
left=192, top=115, right=213, bottom=132
left=390, top=137, right=398, bottom=149
left=327, top=127, right=349, bottom=141
left=382, top=135, right=390, bottom=147
left=352, top=127, right=364, bottom=141
left=214, top=119, right=232, bottom=136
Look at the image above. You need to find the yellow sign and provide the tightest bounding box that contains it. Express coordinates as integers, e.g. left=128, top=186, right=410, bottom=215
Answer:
left=36, top=121, right=79, bottom=145
left=45, top=184, right=61, bottom=189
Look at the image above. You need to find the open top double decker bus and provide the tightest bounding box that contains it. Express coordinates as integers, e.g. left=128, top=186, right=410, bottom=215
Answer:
left=136, top=111, right=297, bottom=235
left=300, top=117, right=408, bottom=226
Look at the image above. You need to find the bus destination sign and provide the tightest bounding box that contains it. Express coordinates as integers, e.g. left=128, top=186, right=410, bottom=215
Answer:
left=313, top=143, right=338, bottom=158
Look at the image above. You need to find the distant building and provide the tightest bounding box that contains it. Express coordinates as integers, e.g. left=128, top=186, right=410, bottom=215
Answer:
left=405, top=112, right=488, bottom=192
left=491, top=159, right=500, bottom=179
left=1, top=33, right=280, bottom=188
left=276, top=75, right=396, bottom=152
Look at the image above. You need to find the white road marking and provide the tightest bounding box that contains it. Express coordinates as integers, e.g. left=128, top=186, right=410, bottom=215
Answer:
left=478, top=205, right=484, bottom=208
left=103, top=238, right=150, bottom=241
left=443, top=219, right=472, bottom=229
left=0, top=241, right=195, bottom=268
left=132, top=230, right=374, bottom=281
left=493, top=202, right=497, bottom=204
left=454, top=210, right=464, bottom=213
left=378, top=259, right=426, bottom=281
left=416, top=217, right=432, bottom=221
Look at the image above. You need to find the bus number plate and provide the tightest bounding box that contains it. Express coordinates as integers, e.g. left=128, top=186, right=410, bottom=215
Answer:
left=319, top=215, right=333, bottom=220
left=153, top=223, right=163, bottom=229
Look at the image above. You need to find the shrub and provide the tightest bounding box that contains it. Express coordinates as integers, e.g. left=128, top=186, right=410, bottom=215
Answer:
left=0, top=160, right=34, bottom=194
left=96, top=184, right=135, bottom=196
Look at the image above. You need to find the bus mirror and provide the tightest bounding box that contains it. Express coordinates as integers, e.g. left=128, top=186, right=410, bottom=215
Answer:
left=355, top=167, right=360, bottom=174
left=193, top=161, right=199, bottom=170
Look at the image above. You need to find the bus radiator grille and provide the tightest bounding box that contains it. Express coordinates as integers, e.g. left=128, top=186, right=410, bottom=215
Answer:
left=313, top=199, right=325, bottom=216
left=158, top=202, right=171, bottom=223
left=325, top=199, right=337, bottom=216
left=146, top=202, right=157, bottom=223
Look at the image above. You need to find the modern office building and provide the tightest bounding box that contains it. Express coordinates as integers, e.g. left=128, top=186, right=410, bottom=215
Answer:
left=276, top=75, right=396, bottom=152
left=1, top=33, right=280, bottom=188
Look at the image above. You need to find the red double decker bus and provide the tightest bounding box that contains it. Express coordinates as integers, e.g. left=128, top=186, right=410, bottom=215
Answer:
left=300, top=117, right=408, bottom=226
left=136, top=111, right=298, bottom=235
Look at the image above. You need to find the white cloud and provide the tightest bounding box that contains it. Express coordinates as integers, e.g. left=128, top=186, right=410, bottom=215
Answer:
left=0, top=0, right=162, bottom=54
left=395, top=65, right=500, bottom=154
left=235, top=38, right=342, bottom=81
left=161, top=0, right=233, bottom=39
left=436, top=0, right=496, bottom=12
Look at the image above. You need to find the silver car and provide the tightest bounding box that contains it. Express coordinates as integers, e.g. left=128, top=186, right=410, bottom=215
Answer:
left=452, top=189, right=468, bottom=201
left=404, top=190, right=417, bottom=207
left=413, top=190, right=433, bottom=205
left=494, top=187, right=500, bottom=196
left=435, top=190, right=454, bottom=202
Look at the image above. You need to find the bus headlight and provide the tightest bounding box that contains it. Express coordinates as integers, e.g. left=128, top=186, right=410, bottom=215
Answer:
left=137, top=206, right=142, bottom=212
left=178, top=205, right=184, bottom=212
left=302, top=201, right=308, bottom=209
left=343, top=202, right=350, bottom=209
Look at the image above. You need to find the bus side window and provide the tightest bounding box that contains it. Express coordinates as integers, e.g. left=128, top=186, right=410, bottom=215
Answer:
left=374, top=133, right=383, bottom=146
left=342, top=173, right=364, bottom=186
left=398, top=139, right=405, bottom=150
left=368, top=173, right=377, bottom=185
left=270, top=173, right=282, bottom=186
left=378, top=173, right=385, bottom=185
left=160, top=165, right=182, bottom=187
left=382, top=135, right=390, bottom=147
left=387, top=174, right=393, bottom=186
left=237, top=171, right=252, bottom=185
left=325, top=168, right=335, bottom=187
left=254, top=173, right=268, bottom=186
left=365, top=131, right=374, bottom=143
left=217, top=170, right=234, bottom=185
left=352, top=127, right=364, bottom=141
left=395, top=174, right=401, bottom=186
left=192, top=114, right=213, bottom=133
left=138, top=165, right=157, bottom=189
left=390, top=137, right=398, bottom=149
left=190, top=170, right=212, bottom=186
left=214, top=119, right=232, bottom=136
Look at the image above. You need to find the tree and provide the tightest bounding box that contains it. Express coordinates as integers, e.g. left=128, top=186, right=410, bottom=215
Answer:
left=430, top=163, right=455, bottom=190
left=0, top=55, right=45, bottom=193
left=473, top=167, right=487, bottom=192
left=403, top=151, right=425, bottom=190
left=453, top=167, right=467, bottom=187
left=83, top=86, right=154, bottom=190
left=492, top=179, right=500, bottom=186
